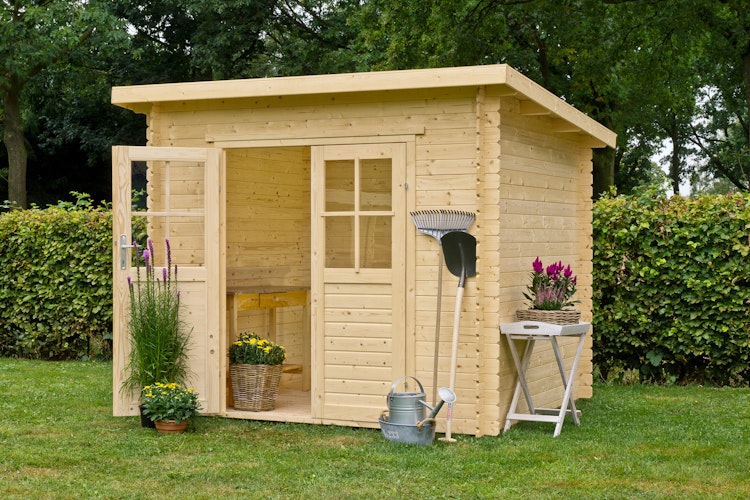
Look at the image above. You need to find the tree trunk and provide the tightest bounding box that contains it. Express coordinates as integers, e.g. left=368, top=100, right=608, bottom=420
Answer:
left=2, top=78, right=27, bottom=208
left=743, top=48, right=750, bottom=149
left=668, top=116, right=681, bottom=195
left=592, top=147, right=615, bottom=199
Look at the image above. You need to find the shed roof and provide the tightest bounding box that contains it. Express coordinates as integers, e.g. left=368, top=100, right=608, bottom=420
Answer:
left=112, top=64, right=616, bottom=148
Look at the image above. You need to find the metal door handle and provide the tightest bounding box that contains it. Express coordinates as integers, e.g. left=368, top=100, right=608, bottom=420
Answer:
left=119, top=234, right=133, bottom=270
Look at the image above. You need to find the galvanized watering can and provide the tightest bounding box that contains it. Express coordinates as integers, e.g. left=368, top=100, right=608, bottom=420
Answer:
left=379, top=376, right=456, bottom=445
left=385, top=376, right=427, bottom=425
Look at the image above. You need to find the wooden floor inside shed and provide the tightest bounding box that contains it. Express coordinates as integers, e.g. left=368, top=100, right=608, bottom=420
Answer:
left=224, top=390, right=313, bottom=423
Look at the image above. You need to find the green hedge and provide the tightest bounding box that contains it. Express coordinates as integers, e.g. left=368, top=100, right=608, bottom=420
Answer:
left=0, top=196, right=112, bottom=360
left=593, top=189, right=750, bottom=386
left=4, top=188, right=750, bottom=385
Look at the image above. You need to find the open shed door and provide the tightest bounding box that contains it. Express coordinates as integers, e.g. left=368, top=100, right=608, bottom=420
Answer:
left=112, top=146, right=221, bottom=416
left=311, top=143, right=407, bottom=425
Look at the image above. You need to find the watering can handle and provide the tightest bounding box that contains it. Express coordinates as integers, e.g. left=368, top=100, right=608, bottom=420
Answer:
left=416, top=417, right=436, bottom=430
left=388, top=376, right=425, bottom=397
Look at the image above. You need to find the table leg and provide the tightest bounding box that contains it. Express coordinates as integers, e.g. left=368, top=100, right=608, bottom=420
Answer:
left=553, top=333, right=587, bottom=437
left=504, top=338, right=523, bottom=432
left=504, top=336, right=537, bottom=432
left=228, top=295, right=238, bottom=342
left=550, top=338, right=579, bottom=424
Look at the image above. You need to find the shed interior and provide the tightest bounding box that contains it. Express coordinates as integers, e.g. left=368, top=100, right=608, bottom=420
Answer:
left=224, top=147, right=313, bottom=419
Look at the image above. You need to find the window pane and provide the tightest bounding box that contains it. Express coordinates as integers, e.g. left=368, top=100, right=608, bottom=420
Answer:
left=360, top=216, right=391, bottom=268
left=130, top=159, right=206, bottom=267
left=325, top=217, right=354, bottom=268
left=360, top=158, right=391, bottom=211
left=325, top=160, right=355, bottom=211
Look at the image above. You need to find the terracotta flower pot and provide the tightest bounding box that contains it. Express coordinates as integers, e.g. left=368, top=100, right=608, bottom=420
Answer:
left=154, top=419, right=188, bottom=434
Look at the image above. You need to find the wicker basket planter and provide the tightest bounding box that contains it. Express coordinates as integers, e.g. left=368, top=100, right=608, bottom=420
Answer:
left=230, top=364, right=283, bottom=411
left=516, top=309, right=581, bottom=325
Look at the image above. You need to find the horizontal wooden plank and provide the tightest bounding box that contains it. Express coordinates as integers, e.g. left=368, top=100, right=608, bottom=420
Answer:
left=324, top=308, right=392, bottom=324
left=324, top=294, right=392, bottom=309
left=325, top=337, right=392, bottom=352
left=324, top=365, right=391, bottom=381
left=323, top=323, right=392, bottom=337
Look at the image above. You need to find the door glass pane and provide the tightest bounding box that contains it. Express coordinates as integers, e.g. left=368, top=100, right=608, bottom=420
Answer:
left=325, top=217, right=354, bottom=268
left=131, top=159, right=206, bottom=267
left=360, top=216, right=391, bottom=268
left=360, top=158, right=391, bottom=211
left=325, top=160, right=355, bottom=211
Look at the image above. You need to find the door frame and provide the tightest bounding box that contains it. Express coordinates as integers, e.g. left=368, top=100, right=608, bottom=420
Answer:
left=111, top=145, right=222, bottom=416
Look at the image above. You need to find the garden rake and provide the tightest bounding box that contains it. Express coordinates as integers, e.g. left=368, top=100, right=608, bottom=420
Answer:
left=410, top=209, right=475, bottom=405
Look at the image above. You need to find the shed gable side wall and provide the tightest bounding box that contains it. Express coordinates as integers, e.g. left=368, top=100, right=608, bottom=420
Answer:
left=495, top=93, right=594, bottom=415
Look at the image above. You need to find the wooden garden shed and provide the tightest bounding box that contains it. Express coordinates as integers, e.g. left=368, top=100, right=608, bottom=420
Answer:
left=111, top=64, right=616, bottom=436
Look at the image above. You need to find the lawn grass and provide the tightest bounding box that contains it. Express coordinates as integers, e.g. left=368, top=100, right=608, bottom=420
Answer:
left=0, top=358, right=748, bottom=499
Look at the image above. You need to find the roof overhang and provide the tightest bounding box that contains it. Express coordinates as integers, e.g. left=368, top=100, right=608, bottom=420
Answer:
left=111, top=64, right=616, bottom=149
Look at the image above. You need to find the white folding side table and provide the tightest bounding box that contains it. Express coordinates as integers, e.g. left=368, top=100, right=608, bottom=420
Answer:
left=500, top=320, right=590, bottom=437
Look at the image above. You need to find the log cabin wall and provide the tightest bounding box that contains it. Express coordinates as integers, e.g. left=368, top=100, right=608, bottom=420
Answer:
left=224, top=147, right=311, bottom=289
left=131, top=78, right=599, bottom=435
left=493, top=91, right=594, bottom=423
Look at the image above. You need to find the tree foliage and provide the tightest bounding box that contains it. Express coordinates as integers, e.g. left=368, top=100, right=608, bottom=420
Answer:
left=2, top=0, right=750, bottom=203
left=0, top=0, right=126, bottom=208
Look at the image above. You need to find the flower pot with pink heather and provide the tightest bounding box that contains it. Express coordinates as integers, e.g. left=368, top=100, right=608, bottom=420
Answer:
left=517, top=257, right=580, bottom=325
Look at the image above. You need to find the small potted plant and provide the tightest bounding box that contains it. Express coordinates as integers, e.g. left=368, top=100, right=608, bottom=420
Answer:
left=122, top=238, right=192, bottom=427
left=228, top=332, right=286, bottom=411
left=517, top=257, right=580, bottom=324
left=141, top=382, right=201, bottom=433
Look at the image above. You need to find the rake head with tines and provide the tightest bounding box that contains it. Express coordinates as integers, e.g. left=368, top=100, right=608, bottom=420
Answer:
left=409, top=210, right=475, bottom=241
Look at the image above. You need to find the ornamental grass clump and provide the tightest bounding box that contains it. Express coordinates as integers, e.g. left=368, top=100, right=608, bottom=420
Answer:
left=141, top=382, right=201, bottom=422
left=229, top=332, right=286, bottom=366
left=524, top=257, right=578, bottom=310
left=122, top=238, right=191, bottom=395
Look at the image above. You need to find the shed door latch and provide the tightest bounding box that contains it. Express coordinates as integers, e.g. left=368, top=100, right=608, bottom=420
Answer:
left=119, top=234, right=133, bottom=270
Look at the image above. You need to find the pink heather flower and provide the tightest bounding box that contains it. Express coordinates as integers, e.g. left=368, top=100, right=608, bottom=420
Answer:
left=532, top=257, right=544, bottom=274
left=525, top=258, right=578, bottom=310
left=142, top=249, right=150, bottom=264
left=162, top=267, right=167, bottom=282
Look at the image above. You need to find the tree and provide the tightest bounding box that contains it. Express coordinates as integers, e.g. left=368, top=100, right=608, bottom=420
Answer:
left=683, top=0, right=750, bottom=192
left=109, top=0, right=277, bottom=82
left=0, top=1, right=125, bottom=208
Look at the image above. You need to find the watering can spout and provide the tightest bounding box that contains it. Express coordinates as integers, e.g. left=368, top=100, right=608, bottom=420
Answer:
left=426, top=400, right=446, bottom=420
left=419, top=387, right=456, bottom=421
